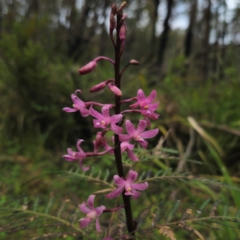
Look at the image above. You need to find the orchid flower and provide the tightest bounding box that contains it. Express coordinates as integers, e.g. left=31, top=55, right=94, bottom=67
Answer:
left=105, top=170, right=148, bottom=199
left=90, top=105, right=123, bottom=134
left=63, top=139, right=89, bottom=171
left=130, top=89, right=159, bottom=110
left=119, top=120, right=159, bottom=148
left=79, top=195, right=106, bottom=232
left=63, top=90, right=89, bottom=117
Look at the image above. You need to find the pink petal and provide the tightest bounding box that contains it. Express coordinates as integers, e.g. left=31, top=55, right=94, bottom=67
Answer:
left=101, top=105, right=112, bottom=118
left=136, top=120, right=147, bottom=134
left=79, top=217, right=92, bottom=228
left=95, top=217, right=102, bottom=232
left=126, top=170, right=138, bottom=182
left=137, top=89, right=146, bottom=103
left=125, top=120, right=135, bottom=136
left=131, top=182, right=148, bottom=191
left=79, top=202, right=92, bottom=214
left=130, top=189, right=141, bottom=199
left=105, top=186, right=124, bottom=199
left=80, top=108, right=89, bottom=117
left=87, top=195, right=95, bottom=210
left=127, top=149, right=138, bottom=162
left=110, top=114, right=123, bottom=123
left=140, top=129, right=159, bottom=139
left=110, top=123, right=123, bottom=134
left=119, top=134, right=132, bottom=142
left=146, top=90, right=156, bottom=103
left=63, top=155, right=76, bottom=161
left=113, top=175, right=126, bottom=187
left=72, top=94, right=85, bottom=107
left=148, top=102, right=159, bottom=111
left=90, top=106, right=104, bottom=120
left=62, top=107, right=77, bottom=113
left=138, top=139, right=148, bottom=148
left=129, top=102, right=139, bottom=109
left=95, top=206, right=106, bottom=216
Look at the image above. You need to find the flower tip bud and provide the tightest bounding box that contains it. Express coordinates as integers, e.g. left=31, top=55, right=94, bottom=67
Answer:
left=108, top=83, right=122, bottom=96
left=79, top=61, right=97, bottom=75
left=129, top=59, right=140, bottom=65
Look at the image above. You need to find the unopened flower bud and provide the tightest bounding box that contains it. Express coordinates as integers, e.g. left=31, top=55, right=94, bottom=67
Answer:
left=79, top=61, right=97, bottom=75
left=129, top=59, right=139, bottom=65
left=110, top=14, right=116, bottom=31
left=111, top=4, right=117, bottom=15
left=119, top=23, right=127, bottom=41
left=90, top=81, right=108, bottom=93
left=107, top=83, right=122, bottom=96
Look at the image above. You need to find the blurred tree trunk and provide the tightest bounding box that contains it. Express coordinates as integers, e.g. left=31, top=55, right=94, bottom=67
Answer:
left=201, top=0, right=212, bottom=79
left=25, top=0, right=39, bottom=17
left=148, top=0, right=160, bottom=60
left=157, top=0, right=173, bottom=68
left=184, top=0, right=197, bottom=58
left=98, top=0, right=111, bottom=56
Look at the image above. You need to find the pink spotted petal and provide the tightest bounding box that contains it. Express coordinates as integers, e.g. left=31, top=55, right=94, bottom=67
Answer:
left=89, top=106, right=104, bottom=121
left=110, top=123, right=123, bottom=135
left=126, top=170, right=138, bottom=182
left=76, top=139, right=85, bottom=152
left=145, top=90, right=156, bottom=103
left=119, top=134, right=132, bottom=142
left=110, top=114, right=123, bottom=123
left=105, top=186, right=124, bottom=199
left=131, top=182, right=148, bottom=191
left=63, top=107, right=77, bottom=113
left=125, top=120, right=135, bottom=136
left=79, top=217, right=92, bottom=228
left=87, top=195, right=95, bottom=210
left=79, top=202, right=92, bottom=214
left=148, top=102, right=159, bottom=111
left=113, top=175, right=126, bottom=187
left=137, top=89, right=146, bottom=103
left=136, top=120, right=147, bottom=134
left=140, top=129, right=159, bottom=139
left=101, top=105, right=112, bottom=118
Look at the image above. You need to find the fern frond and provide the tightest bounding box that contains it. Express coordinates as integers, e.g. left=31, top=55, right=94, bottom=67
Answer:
left=0, top=196, right=86, bottom=238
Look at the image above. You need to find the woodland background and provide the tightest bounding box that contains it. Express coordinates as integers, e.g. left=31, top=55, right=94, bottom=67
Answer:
left=0, top=0, right=240, bottom=239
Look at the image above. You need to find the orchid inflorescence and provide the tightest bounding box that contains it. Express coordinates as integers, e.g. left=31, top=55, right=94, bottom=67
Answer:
left=62, top=2, right=159, bottom=237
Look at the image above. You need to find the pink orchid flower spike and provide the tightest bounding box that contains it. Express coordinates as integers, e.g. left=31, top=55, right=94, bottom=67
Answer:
left=63, top=90, right=89, bottom=117
left=90, top=105, right=123, bottom=134
left=119, top=120, right=159, bottom=148
left=79, top=195, right=106, bottom=232
left=105, top=170, right=148, bottom=199
left=62, top=139, right=89, bottom=171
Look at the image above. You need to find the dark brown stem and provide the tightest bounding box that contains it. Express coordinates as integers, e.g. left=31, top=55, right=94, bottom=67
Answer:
left=113, top=10, right=135, bottom=236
